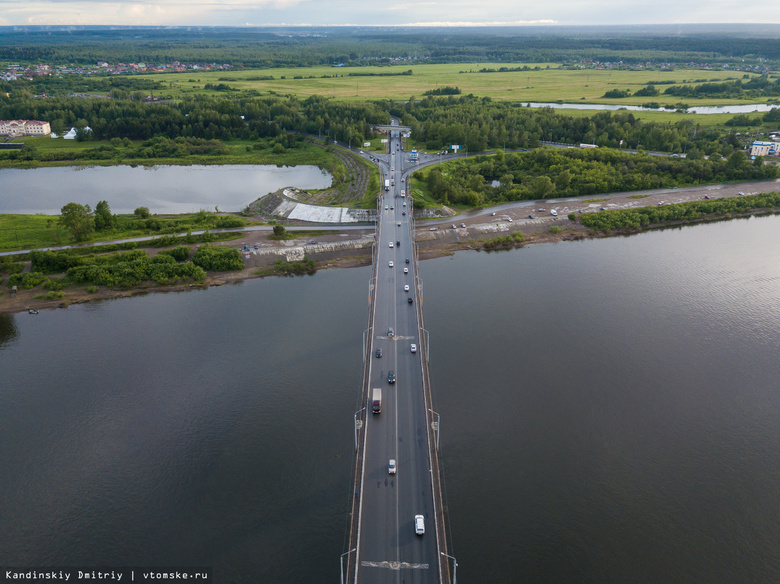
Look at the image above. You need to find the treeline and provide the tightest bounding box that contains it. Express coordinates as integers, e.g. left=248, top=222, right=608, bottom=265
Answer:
left=1, top=27, right=779, bottom=67
left=578, top=192, right=780, bottom=232
left=0, top=93, right=390, bottom=145
left=416, top=148, right=778, bottom=206
left=395, top=95, right=744, bottom=155
left=0, top=91, right=769, bottom=162
left=662, top=76, right=780, bottom=99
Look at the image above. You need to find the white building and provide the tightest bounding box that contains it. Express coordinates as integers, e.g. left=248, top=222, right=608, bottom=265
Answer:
left=750, top=141, right=780, bottom=157
left=0, top=119, right=51, bottom=136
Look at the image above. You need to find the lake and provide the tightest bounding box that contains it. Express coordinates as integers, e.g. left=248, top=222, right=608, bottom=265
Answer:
left=1, top=215, right=779, bottom=582
left=0, top=164, right=331, bottom=215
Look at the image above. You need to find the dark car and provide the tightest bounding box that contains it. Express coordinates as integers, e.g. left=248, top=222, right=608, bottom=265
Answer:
left=375, top=348, right=382, bottom=358
left=402, top=211, right=406, bottom=216
left=388, top=370, right=395, bottom=384
left=407, top=297, right=413, bottom=304
left=396, top=240, right=400, bottom=246
left=405, top=258, right=410, bottom=264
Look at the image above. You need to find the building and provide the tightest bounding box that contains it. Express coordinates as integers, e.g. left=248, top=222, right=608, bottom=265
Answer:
left=0, top=119, right=52, bottom=137
left=750, top=141, right=780, bottom=157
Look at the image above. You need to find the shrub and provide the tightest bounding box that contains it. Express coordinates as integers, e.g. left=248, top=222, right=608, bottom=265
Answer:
left=192, top=245, right=244, bottom=271
left=549, top=225, right=562, bottom=234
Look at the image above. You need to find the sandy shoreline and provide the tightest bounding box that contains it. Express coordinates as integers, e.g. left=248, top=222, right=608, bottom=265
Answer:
left=3, top=178, right=779, bottom=315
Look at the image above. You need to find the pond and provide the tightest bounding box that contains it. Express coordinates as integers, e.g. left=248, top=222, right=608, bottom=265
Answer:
left=0, top=164, right=332, bottom=215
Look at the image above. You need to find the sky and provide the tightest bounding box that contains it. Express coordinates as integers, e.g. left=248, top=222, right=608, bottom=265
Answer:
left=0, top=0, right=778, bottom=27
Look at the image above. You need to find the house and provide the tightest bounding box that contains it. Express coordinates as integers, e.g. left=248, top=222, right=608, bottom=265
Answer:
left=750, top=141, right=780, bottom=157
left=0, top=119, right=51, bottom=136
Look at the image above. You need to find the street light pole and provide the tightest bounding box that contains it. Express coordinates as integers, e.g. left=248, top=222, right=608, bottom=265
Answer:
left=441, top=553, right=458, bottom=584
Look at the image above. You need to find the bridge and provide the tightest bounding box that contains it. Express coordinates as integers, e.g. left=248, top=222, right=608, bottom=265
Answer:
left=342, top=126, right=455, bottom=583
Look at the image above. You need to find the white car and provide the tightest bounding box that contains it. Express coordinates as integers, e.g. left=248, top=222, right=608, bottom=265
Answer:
left=388, top=459, right=396, bottom=474
left=389, top=261, right=394, bottom=268
left=403, top=268, right=408, bottom=274
left=410, top=344, right=417, bottom=353
left=384, top=205, right=388, bottom=210
left=389, top=242, right=394, bottom=248
left=404, top=284, right=410, bottom=291
left=414, top=515, right=425, bottom=535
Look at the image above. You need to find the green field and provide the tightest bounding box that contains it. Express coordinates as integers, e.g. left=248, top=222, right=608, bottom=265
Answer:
left=141, top=63, right=769, bottom=107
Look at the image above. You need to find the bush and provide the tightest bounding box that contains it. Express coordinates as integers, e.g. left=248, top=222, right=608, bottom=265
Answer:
left=158, top=246, right=191, bottom=262
left=192, top=245, right=244, bottom=271
left=549, top=225, right=562, bottom=234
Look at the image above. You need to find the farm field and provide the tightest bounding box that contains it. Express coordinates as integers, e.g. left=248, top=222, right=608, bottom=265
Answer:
left=140, top=62, right=773, bottom=107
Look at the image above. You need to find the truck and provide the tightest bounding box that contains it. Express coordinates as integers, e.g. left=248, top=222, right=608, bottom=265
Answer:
left=579, top=143, right=598, bottom=149
left=372, top=388, right=382, bottom=414
left=384, top=179, right=390, bottom=191
left=410, top=149, right=418, bottom=162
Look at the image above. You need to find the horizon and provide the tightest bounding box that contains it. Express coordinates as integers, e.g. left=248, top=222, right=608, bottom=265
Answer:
left=1, top=1, right=778, bottom=28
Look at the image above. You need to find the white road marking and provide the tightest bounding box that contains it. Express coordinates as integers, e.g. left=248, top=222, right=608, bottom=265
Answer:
left=361, top=561, right=429, bottom=570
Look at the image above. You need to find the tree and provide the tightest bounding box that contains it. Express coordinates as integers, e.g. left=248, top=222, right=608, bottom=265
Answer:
left=59, top=203, right=95, bottom=242
left=273, top=225, right=286, bottom=237
left=94, top=200, right=115, bottom=231
left=134, top=207, right=151, bottom=219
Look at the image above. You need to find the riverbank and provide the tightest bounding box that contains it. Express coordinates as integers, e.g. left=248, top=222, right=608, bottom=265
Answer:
left=2, top=178, right=779, bottom=315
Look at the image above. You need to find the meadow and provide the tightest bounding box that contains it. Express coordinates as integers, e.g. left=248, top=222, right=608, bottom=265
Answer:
left=143, top=63, right=770, bottom=106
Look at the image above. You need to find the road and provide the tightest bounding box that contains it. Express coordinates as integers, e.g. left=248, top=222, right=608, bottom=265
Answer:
left=352, top=126, right=441, bottom=583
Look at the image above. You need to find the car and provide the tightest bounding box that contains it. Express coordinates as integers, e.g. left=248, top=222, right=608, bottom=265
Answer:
left=404, top=284, right=410, bottom=292
left=551, top=209, right=558, bottom=216
left=404, top=268, right=409, bottom=274
left=396, top=241, right=400, bottom=246
left=388, top=459, right=396, bottom=474
left=538, top=208, right=546, bottom=212
left=388, top=327, right=394, bottom=337
left=410, top=344, right=417, bottom=353
left=375, top=348, right=382, bottom=358
left=738, top=191, right=745, bottom=196
left=507, top=217, right=513, bottom=222
left=389, top=261, right=394, bottom=268
left=390, top=206, right=394, bottom=210
left=429, top=227, right=437, bottom=231
left=359, top=150, right=364, bottom=154
left=397, top=222, right=402, bottom=226
left=405, top=258, right=410, bottom=264
left=401, top=177, right=405, bottom=182
left=388, top=370, right=395, bottom=384
left=407, top=297, right=413, bottom=304
left=704, top=195, right=711, bottom=199
left=461, top=223, right=466, bottom=228
left=452, top=224, right=457, bottom=229
left=391, top=167, right=395, bottom=171
left=389, top=242, right=394, bottom=248
left=384, top=205, right=388, bottom=210
left=402, top=211, right=406, bottom=216
left=403, top=202, right=407, bottom=207
left=414, top=515, right=425, bottom=535
left=491, top=212, right=496, bottom=216
left=599, top=207, right=607, bottom=211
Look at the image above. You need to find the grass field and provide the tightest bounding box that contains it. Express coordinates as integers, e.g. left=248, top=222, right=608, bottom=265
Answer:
left=140, top=63, right=772, bottom=108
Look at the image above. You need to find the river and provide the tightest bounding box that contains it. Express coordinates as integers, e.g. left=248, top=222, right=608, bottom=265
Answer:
left=1, top=215, right=779, bottom=583
left=0, top=164, right=331, bottom=215
left=522, top=101, right=780, bottom=114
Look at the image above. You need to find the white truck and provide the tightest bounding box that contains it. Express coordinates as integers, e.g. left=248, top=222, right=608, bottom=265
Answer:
left=384, top=179, right=390, bottom=191
left=372, top=388, right=382, bottom=414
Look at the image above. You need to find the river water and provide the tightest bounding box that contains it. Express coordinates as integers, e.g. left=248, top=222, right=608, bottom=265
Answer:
left=0, top=165, right=331, bottom=215
left=1, top=216, right=779, bottom=583
left=523, top=101, right=780, bottom=114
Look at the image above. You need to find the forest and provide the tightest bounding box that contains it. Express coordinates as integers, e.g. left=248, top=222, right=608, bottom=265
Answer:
left=1, top=26, right=780, bottom=68
left=413, top=148, right=778, bottom=207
